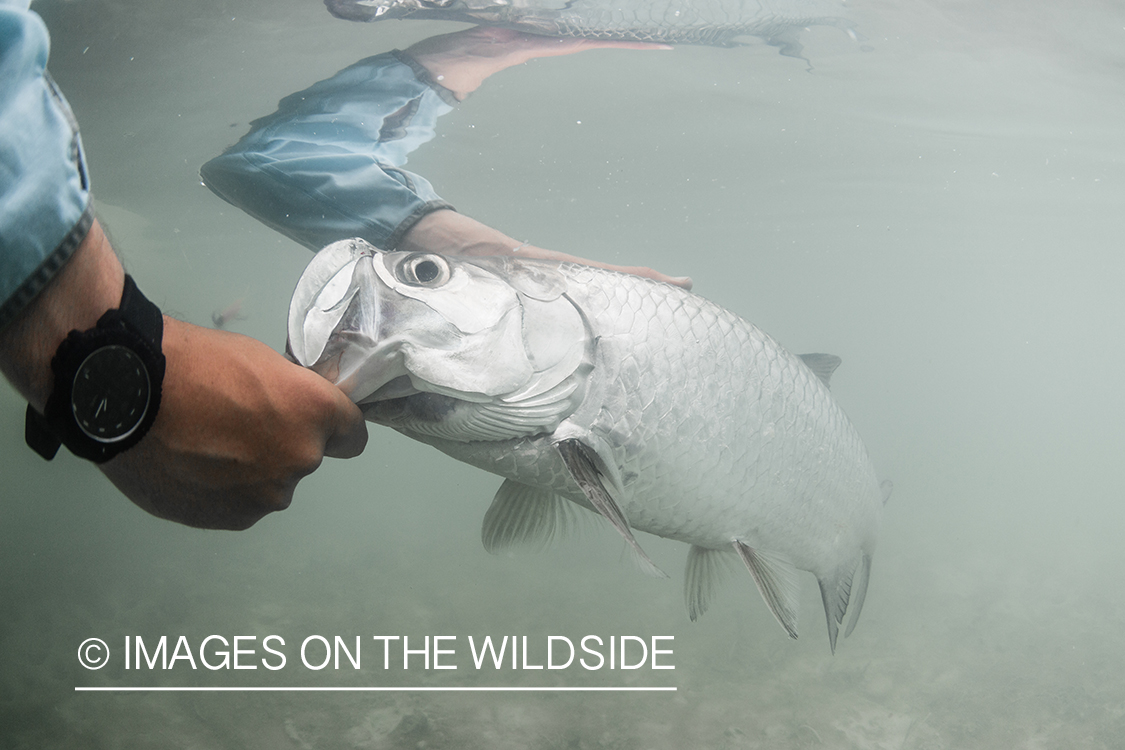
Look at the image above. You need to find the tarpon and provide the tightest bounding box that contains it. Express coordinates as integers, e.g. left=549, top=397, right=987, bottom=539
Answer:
left=325, top=0, right=853, bottom=52
left=289, top=239, right=889, bottom=651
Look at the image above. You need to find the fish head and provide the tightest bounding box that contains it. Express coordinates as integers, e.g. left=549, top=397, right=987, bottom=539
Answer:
left=288, top=238, right=592, bottom=418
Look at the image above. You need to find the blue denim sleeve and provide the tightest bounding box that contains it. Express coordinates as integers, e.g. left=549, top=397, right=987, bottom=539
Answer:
left=200, top=51, right=457, bottom=252
left=0, top=3, right=94, bottom=331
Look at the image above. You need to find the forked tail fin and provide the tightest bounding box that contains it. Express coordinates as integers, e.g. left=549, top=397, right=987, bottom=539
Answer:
left=818, top=551, right=874, bottom=653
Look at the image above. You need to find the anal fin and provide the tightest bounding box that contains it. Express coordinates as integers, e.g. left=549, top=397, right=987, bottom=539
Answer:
left=733, top=541, right=801, bottom=640
left=481, top=479, right=576, bottom=554
left=556, top=438, right=666, bottom=578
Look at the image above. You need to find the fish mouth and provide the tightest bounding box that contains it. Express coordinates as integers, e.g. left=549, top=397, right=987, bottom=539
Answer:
left=288, top=239, right=375, bottom=366
left=288, top=238, right=408, bottom=400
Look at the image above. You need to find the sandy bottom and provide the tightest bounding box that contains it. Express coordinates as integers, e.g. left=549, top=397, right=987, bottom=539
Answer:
left=2, top=428, right=1121, bottom=750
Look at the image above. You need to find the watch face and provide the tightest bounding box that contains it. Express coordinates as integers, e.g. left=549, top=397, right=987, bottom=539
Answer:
left=70, top=345, right=151, bottom=443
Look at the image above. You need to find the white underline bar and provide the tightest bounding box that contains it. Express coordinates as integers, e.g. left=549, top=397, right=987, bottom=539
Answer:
left=75, top=686, right=676, bottom=692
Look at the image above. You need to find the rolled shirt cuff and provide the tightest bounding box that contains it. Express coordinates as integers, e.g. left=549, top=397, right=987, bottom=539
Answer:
left=200, top=51, right=455, bottom=252
left=0, top=5, right=93, bottom=330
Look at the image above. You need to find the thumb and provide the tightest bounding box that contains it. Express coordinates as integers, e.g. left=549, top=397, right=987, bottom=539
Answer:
left=322, top=394, right=368, bottom=459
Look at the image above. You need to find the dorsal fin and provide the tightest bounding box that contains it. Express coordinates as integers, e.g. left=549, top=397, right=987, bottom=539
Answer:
left=880, top=479, right=894, bottom=506
left=799, top=353, right=841, bottom=387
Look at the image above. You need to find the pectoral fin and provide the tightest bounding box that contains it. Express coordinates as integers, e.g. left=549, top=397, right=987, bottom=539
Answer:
left=481, top=479, right=576, bottom=553
left=556, top=438, right=666, bottom=579
left=733, top=541, right=801, bottom=640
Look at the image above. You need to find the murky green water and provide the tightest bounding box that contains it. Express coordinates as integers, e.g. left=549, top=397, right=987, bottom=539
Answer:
left=3, top=0, right=1124, bottom=747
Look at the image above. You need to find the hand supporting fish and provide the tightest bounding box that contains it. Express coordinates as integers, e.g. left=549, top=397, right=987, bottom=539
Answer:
left=398, top=28, right=692, bottom=288
left=403, top=25, right=671, bottom=101
left=398, top=208, right=692, bottom=290
left=289, top=239, right=888, bottom=652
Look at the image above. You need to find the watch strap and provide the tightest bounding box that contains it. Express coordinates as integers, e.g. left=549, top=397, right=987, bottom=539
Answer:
left=25, top=406, right=62, bottom=461
left=25, top=275, right=165, bottom=463
left=101, top=273, right=164, bottom=350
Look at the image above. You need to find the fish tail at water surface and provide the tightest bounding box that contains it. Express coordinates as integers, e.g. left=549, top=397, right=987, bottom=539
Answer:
left=325, top=0, right=855, bottom=50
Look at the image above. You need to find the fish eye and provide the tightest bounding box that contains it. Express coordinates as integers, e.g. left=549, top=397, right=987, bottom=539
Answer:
left=415, top=260, right=440, bottom=282
left=397, top=254, right=450, bottom=287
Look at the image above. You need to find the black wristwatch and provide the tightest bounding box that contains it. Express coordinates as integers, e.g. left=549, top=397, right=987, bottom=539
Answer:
left=25, top=275, right=165, bottom=464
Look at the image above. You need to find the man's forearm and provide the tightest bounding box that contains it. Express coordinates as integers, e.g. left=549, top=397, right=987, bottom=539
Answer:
left=199, top=51, right=455, bottom=253
left=396, top=209, right=526, bottom=257
left=0, top=219, right=124, bottom=412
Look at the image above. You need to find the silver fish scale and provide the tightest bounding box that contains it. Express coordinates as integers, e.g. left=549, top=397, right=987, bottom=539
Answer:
left=418, top=262, right=882, bottom=579
left=517, top=0, right=843, bottom=45
left=549, top=264, right=879, bottom=574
